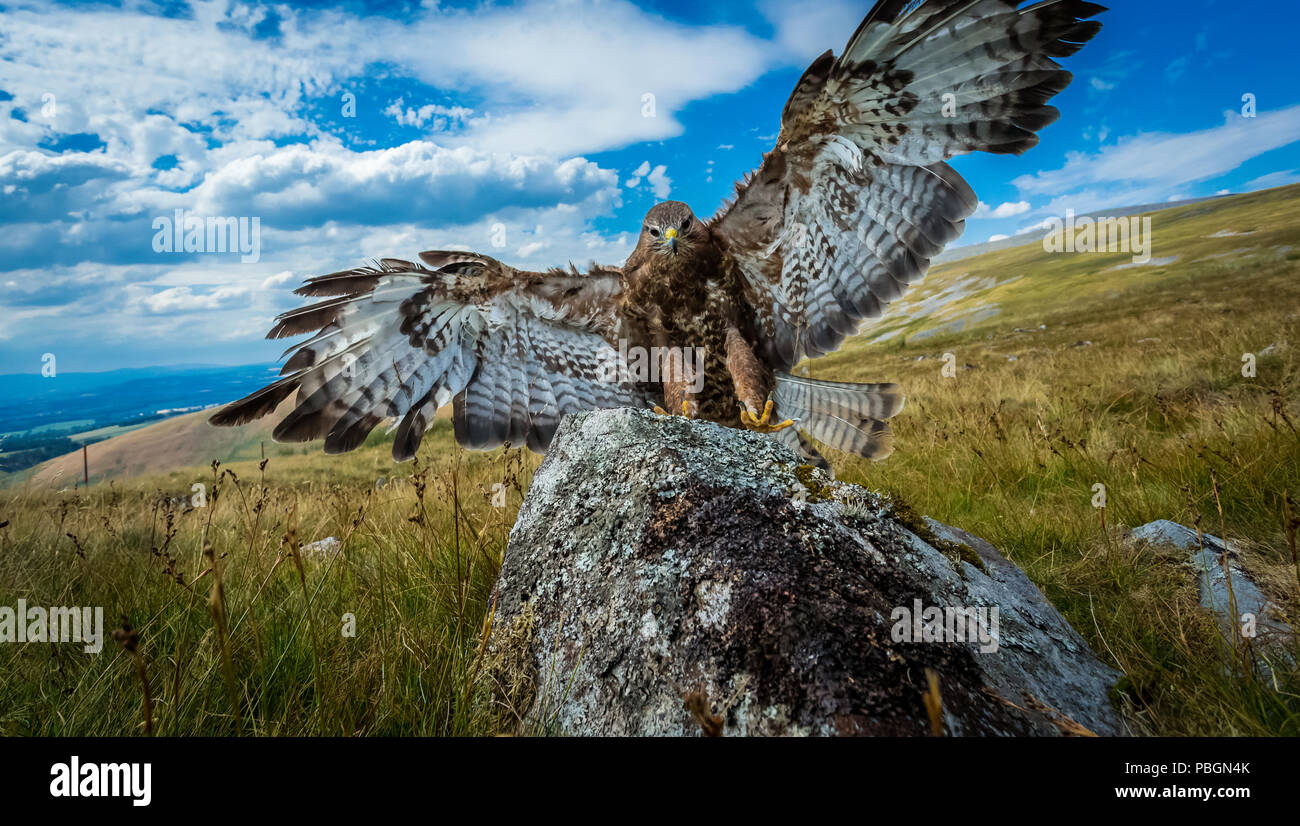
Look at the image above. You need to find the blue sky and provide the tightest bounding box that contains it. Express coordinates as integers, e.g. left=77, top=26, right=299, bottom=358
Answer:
left=1, top=0, right=1298, bottom=371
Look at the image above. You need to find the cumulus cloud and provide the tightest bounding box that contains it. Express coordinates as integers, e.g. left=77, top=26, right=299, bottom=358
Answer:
left=646, top=165, right=672, bottom=199
left=623, top=161, right=670, bottom=199
left=184, top=140, right=620, bottom=230
left=0, top=150, right=133, bottom=222
left=384, top=100, right=475, bottom=131
left=625, top=161, right=652, bottom=188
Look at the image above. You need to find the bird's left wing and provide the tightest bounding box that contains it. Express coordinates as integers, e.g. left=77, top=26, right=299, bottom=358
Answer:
left=711, top=0, right=1104, bottom=371
left=209, top=252, right=652, bottom=459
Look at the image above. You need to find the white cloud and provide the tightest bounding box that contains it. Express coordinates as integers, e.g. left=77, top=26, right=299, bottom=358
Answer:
left=1015, top=218, right=1057, bottom=236
left=972, top=200, right=1031, bottom=220
left=646, top=165, right=672, bottom=199
left=757, top=0, right=864, bottom=63
left=134, top=285, right=250, bottom=314
left=624, top=161, right=670, bottom=199
left=384, top=100, right=475, bottom=131
left=1011, top=104, right=1300, bottom=216
left=625, top=161, right=652, bottom=188
left=371, top=1, right=788, bottom=156
left=182, top=140, right=621, bottom=230
left=0, top=0, right=843, bottom=368
left=1246, top=169, right=1300, bottom=190
left=261, top=271, right=296, bottom=289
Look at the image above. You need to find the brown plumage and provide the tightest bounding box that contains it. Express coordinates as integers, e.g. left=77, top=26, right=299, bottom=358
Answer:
left=210, top=0, right=1104, bottom=470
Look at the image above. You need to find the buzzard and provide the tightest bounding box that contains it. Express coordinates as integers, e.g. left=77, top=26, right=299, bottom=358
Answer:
left=211, top=0, right=1104, bottom=470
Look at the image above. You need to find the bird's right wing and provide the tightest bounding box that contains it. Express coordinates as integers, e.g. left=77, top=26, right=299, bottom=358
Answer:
left=209, top=252, right=652, bottom=459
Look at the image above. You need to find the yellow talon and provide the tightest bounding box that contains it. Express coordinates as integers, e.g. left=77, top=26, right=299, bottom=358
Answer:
left=652, top=400, right=697, bottom=419
left=742, top=400, right=796, bottom=433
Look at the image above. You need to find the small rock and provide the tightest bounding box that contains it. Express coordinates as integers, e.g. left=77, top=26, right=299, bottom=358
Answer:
left=302, top=536, right=342, bottom=558
left=1129, top=520, right=1293, bottom=669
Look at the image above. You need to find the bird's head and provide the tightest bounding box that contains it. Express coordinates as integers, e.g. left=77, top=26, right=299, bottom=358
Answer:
left=639, top=201, right=701, bottom=258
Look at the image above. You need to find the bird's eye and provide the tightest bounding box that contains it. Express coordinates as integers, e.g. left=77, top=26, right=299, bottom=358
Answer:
left=680, top=218, right=691, bottom=230
left=648, top=227, right=660, bottom=237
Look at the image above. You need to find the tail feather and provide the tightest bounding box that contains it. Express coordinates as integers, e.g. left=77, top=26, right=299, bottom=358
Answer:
left=773, top=372, right=903, bottom=461
left=806, top=414, right=895, bottom=461
left=773, top=426, right=834, bottom=474
left=773, top=372, right=904, bottom=421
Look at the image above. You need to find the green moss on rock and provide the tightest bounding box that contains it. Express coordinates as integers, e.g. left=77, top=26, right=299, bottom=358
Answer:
left=793, top=463, right=834, bottom=503
left=884, top=493, right=987, bottom=575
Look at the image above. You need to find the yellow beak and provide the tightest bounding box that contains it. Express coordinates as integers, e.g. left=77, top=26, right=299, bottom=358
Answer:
left=664, top=227, right=678, bottom=252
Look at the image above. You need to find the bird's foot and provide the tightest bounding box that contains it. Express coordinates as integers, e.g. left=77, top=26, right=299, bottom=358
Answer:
left=740, top=400, right=796, bottom=433
left=653, top=399, right=698, bottom=419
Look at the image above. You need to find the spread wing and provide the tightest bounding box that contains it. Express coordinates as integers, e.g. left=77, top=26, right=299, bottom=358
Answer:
left=209, top=252, right=652, bottom=459
left=711, top=0, right=1105, bottom=370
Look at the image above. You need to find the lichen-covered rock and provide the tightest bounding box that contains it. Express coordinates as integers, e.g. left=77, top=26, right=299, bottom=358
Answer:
left=488, top=408, right=1125, bottom=736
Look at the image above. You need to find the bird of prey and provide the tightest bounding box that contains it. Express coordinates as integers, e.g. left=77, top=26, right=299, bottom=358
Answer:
left=211, top=0, right=1104, bottom=471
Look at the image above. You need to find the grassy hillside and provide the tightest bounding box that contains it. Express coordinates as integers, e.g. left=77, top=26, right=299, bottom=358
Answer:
left=21, top=399, right=457, bottom=489
left=826, top=184, right=1300, bottom=734
left=1, top=185, right=1297, bottom=736
left=20, top=406, right=278, bottom=489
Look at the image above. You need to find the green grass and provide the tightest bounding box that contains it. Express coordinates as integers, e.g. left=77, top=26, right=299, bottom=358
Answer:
left=0, top=431, right=535, bottom=736
left=1, top=185, right=1298, bottom=736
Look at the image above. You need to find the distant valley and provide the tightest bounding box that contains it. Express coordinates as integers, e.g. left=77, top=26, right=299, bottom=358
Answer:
left=0, top=364, right=278, bottom=475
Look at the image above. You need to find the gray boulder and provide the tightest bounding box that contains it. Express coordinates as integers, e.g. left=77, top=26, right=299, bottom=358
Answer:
left=487, top=408, right=1125, bottom=736
left=1129, top=520, right=1294, bottom=667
